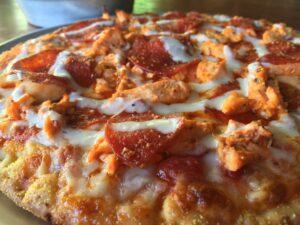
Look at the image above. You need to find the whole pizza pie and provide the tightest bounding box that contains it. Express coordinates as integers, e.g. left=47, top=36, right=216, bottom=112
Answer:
left=0, top=10, right=299, bottom=225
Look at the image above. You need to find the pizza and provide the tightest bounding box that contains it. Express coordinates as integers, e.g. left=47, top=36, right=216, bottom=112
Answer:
left=0, top=10, right=299, bottom=225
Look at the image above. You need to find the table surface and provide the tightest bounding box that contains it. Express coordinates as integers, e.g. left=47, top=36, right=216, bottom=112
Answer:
left=1, top=0, right=300, bottom=44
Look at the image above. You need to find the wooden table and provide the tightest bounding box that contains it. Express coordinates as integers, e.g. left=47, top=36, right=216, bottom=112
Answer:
left=1, top=0, right=300, bottom=43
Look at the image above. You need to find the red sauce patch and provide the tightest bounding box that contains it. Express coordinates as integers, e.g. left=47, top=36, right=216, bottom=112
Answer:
left=65, top=56, right=97, bottom=87
left=157, top=156, right=202, bottom=184
left=12, top=49, right=60, bottom=73
left=105, top=112, right=181, bottom=167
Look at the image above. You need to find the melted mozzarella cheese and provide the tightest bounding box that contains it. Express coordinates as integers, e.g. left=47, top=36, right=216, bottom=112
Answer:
left=101, top=97, right=149, bottom=115
left=270, top=147, right=295, bottom=163
left=62, top=20, right=114, bottom=36
left=156, top=19, right=177, bottom=25
left=70, top=92, right=149, bottom=115
left=31, top=128, right=104, bottom=149
left=112, top=118, right=180, bottom=134
left=30, top=130, right=57, bottom=146
left=189, top=74, right=232, bottom=93
left=152, top=100, right=206, bottom=114
left=200, top=135, right=218, bottom=149
left=0, top=88, right=14, bottom=98
left=159, top=36, right=194, bottom=62
left=253, top=20, right=264, bottom=28
left=201, top=24, right=224, bottom=32
left=67, top=169, right=112, bottom=197
left=292, top=37, right=300, bottom=44
left=153, top=90, right=237, bottom=114
left=69, top=92, right=105, bottom=110
left=26, top=109, right=61, bottom=129
left=0, top=99, right=6, bottom=117
left=11, top=85, right=25, bottom=102
left=244, top=36, right=269, bottom=57
left=223, top=45, right=241, bottom=71
left=188, top=135, right=218, bottom=155
left=62, top=129, right=104, bottom=148
left=119, top=167, right=153, bottom=200
left=237, top=62, right=261, bottom=97
left=213, top=14, right=231, bottom=22
left=144, top=30, right=173, bottom=36
left=26, top=110, right=44, bottom=128
left=291, top=110, right=300, bottom=123
left=206, top=90, right=236, bottom=110
left=268, top=114, right=299, bottom=137
left=237, top=75, right=254, bottom=96
left=190, top=33, right=214, bottom=45
left=247, top=61, right=261, bottom=73
left=49, top=50, right=71, bottom=78
left=237, top=62, right=260, bottom=96
left=223, top=120, right=245, bottom=136
left=6, top=71, right=23, bottom=81
left=202, top=152, right=222, bottom=182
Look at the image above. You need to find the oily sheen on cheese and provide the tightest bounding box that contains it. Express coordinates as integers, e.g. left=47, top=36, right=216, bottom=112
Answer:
left=0, top=10, right=299, bottom=225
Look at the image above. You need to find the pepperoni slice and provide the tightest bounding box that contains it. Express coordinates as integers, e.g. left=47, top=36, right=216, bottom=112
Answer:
left=156, top=156, right=202, bottom=184
left=63, top=18, right=101, bottom=33
left=260, top=41, right=300, bottom=65
left=127, top=36, right=198, bottom=79
left=65, top=106, right=108, bottom=129
left=63, top=19, right=113, bottom=42
left=260, top=54, right=300, bottom=65
left=105, top=112, right=182, bottom=167
left=159, top=12, right=203, bottom=33
left=64, top=56, right=97, bottom=87
left=267, top=41, right=300, bottom=55
left=128, top=36, right=175, bottom=72
left=162, top=11, right=186, bottom=19
left=278, top=82, right=300, bottom=109
left=12, top=49, right=60, bottom=73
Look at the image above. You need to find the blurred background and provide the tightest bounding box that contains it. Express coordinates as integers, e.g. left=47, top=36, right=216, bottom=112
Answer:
left=1, top=0, right=300, bottom=43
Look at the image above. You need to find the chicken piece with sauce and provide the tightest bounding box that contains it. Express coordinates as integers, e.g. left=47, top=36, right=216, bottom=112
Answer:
left=218, top=120, right=272, bottom=171
left=115, top=79, right=191, bottom=104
